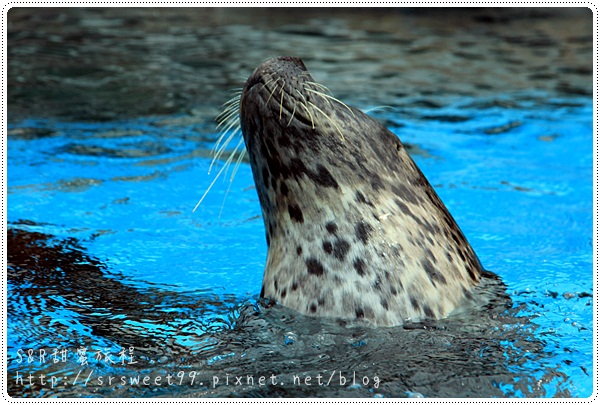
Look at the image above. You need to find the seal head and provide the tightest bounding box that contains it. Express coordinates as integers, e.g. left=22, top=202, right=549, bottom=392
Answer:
left=240, top=56, right=484, bottom=326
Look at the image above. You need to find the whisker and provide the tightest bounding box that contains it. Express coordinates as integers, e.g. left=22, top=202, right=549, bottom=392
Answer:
left=219, top=92, right=241, bottom=107
left=193, top=141, right=240, bottom=213
left=308, top=101, right=345, bottom=141
left=260, top=75, right=277, bottom=93
left=279, top=82, right=285, bottom=121
left=215, top=98, right=240, bottom=121
left=195, top=83, right=247, bottom=213
left=220, top=96, right=241, bottom=109
left=286, top=101, right=297, bottom=127
left=304, top=80, right=332, bottom=95
left=214, top=121, right=241, bottom=153
left=209, top=131, right=236, bottom=174
left=219, top=93, right=240, bottom=107
left=215, top=106, right=239, bottom=131
left=212, top=116, right=241, bottom=164
left=295, top=89, right=315, bottom=129
left=364, top=106, right=394, bottom=114
left=218, top=142, right=247, bottom=218
left=214, top=96, right=241, bottom=153
left=305, top=88, right=356, bottom=119
left=265, top=78, right=281, bottom=105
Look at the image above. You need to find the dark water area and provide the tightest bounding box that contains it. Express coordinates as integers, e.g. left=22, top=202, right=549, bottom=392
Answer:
left=7, top=7, right=592, bottom=122
left=6, top=7, right=594, bottom=398
left=4, top=228, right=561, bottom=398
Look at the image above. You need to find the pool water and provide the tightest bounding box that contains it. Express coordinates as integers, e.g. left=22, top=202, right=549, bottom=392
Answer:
left=6, top=7, right=594, bottom=398
left=7, top=93, right=593, bottom=398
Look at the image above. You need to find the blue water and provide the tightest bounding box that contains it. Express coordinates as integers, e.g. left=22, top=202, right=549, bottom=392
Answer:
left=7, top=94, right=593, bottom=397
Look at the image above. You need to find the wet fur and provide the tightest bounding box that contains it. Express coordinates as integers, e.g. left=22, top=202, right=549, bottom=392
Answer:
left=238, top=56, right=488, bottom=326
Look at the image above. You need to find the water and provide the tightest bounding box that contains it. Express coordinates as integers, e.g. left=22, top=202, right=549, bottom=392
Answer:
left=6, top=7, right=593, bottom=398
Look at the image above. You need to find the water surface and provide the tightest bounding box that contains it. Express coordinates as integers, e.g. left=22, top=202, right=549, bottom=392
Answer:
left=6, top=7, right=593, bottom=398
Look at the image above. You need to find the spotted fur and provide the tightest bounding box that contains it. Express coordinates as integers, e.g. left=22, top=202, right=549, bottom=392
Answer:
left=239, top=56, right=488, bottom=326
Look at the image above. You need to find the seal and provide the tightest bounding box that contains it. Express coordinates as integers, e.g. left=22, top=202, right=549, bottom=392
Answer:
left=235, top=56, right=494, bottom=326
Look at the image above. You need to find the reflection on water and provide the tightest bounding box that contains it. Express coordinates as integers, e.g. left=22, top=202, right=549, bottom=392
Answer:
left=7, top=8, right=592, bottom=122
left=6, top=7, right=593, bottom=398
left=6, top=227, right=568, bottom=398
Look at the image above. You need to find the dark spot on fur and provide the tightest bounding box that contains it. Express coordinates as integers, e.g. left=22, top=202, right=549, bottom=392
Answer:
left=410, top=296, right=420, bottom=310
left=318, top=297, right=325, bottom=306
left=306, top=258, right=325, bottom=276
left=274, top=278, right=279, bottom=292
left=380, top=298, right=389, bottom=310
left=288, top=203, right=304, bottom=223
left=322, top=241, right=333, bottom=254
left=355, top=221, right=373, bottom=244
left=296, top=246, right=302, bottom=256
left=265, top=137, right=276, bottom=156
left=423, top=220, right=440, bottom=236
left=430, top=193, right=447, bottom=212
left=391, top=286, right=398, bottom=296
left=281, top=288, right=287, bottom=299
left=291, top=281, right=298, bottom=291
left=333, top=239, right=350, bottom=261
left=353, top=258, right=366, bottom=277
left=394, top=198, right=413, bottom=217
left=394, top=198, right=425, bottom=226
left=461, top=285, right=474, bottom=301
left=425, top=248, right=438, bottom=264
left=259, top=140, right=269, bottom=161
left=311, top=164, right=339, bottom=189
left=262, top=167, right=270, bottom=189
left=414, top=174, right=428, bottom=187
left=423, top=305, right=435, bottom=319
left=451, top=231, right=461, bottom=246
left=310, top=304, right=317, bottom=313
left=355, top=307, right=365, bottom=319
left=422, top=258, right=447, bottom=286
left=268, top=222, right=274, bottom=237
left=466, top=263, right=478, bottom=281
left=281, top=157, right=307, bottom=181
left=285, top=158, right=339, bottom=189
left=391, top=183, right=418, bottom=205
left=278, top=129, right=291, bottom=148
left=355, top=190, right=374, bottom=207
left=442, top=214, right=453, bottom=228
left=371, top=173, right=384, bottom=191
left=280, top=181, right=289, bottom=196
left=325, top=222, right=338, bottom=235
left=373, top=275, right=383, bottom=291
